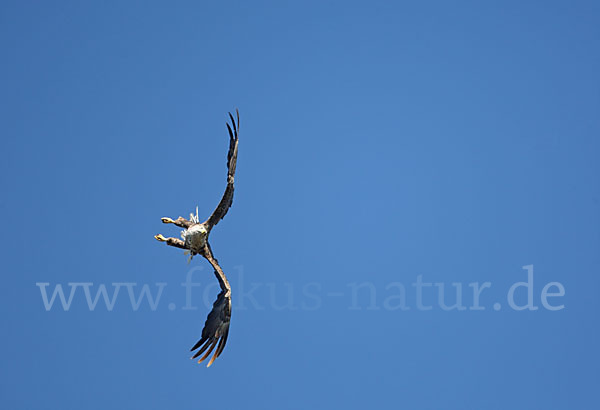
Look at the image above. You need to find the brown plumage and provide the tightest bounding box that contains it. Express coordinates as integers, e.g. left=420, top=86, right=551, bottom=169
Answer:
left=154, top=109, right=239, bottom=367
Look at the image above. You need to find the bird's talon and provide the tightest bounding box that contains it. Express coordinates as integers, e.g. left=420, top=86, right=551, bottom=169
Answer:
left=155, top=234, right=167, bottom=242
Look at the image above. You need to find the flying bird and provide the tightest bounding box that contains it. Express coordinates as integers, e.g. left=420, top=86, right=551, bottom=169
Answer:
left=154, top=109, right=239, bottom=367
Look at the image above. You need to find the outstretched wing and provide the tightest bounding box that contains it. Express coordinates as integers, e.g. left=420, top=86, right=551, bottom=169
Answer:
left=190, top=289, right=231, bottom=367
left=205, top=109, right=239, bottom=230
left=190, top=244, right=232, bottom=367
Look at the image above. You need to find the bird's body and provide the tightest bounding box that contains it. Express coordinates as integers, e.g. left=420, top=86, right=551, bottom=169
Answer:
left=154, top=109, right=239, bottom=367
left=182, top=222, right=208, bottom=257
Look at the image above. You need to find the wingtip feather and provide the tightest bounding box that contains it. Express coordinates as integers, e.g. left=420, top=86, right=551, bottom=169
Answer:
left=197, top=339, right=218, bottom=364
left=190, top=337, right=206, bottom=352
left=228, top=112, right=236, bottom=135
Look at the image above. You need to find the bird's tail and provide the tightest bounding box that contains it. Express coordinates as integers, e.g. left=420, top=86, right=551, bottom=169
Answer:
left=190, top=206, right=199, bottom=224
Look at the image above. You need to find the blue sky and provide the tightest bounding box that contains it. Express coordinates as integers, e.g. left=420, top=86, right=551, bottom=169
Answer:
left=1, top=1, right=599, bottom=409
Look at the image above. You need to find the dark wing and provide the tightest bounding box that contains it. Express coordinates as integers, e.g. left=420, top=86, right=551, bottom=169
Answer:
left=190, top=289, right=231, bottom=367
left=204, top=109, right=239, bottom=230
left=190, top=244, right=232, bottom=367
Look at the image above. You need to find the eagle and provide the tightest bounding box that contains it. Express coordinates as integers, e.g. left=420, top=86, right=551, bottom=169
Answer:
left=154, top=109, right=239, bottom=367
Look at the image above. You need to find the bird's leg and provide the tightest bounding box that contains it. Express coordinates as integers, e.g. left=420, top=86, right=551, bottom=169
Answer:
left=154, top=234, right=187, bottom=249
left=160, top=216, right=193, bottom=229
